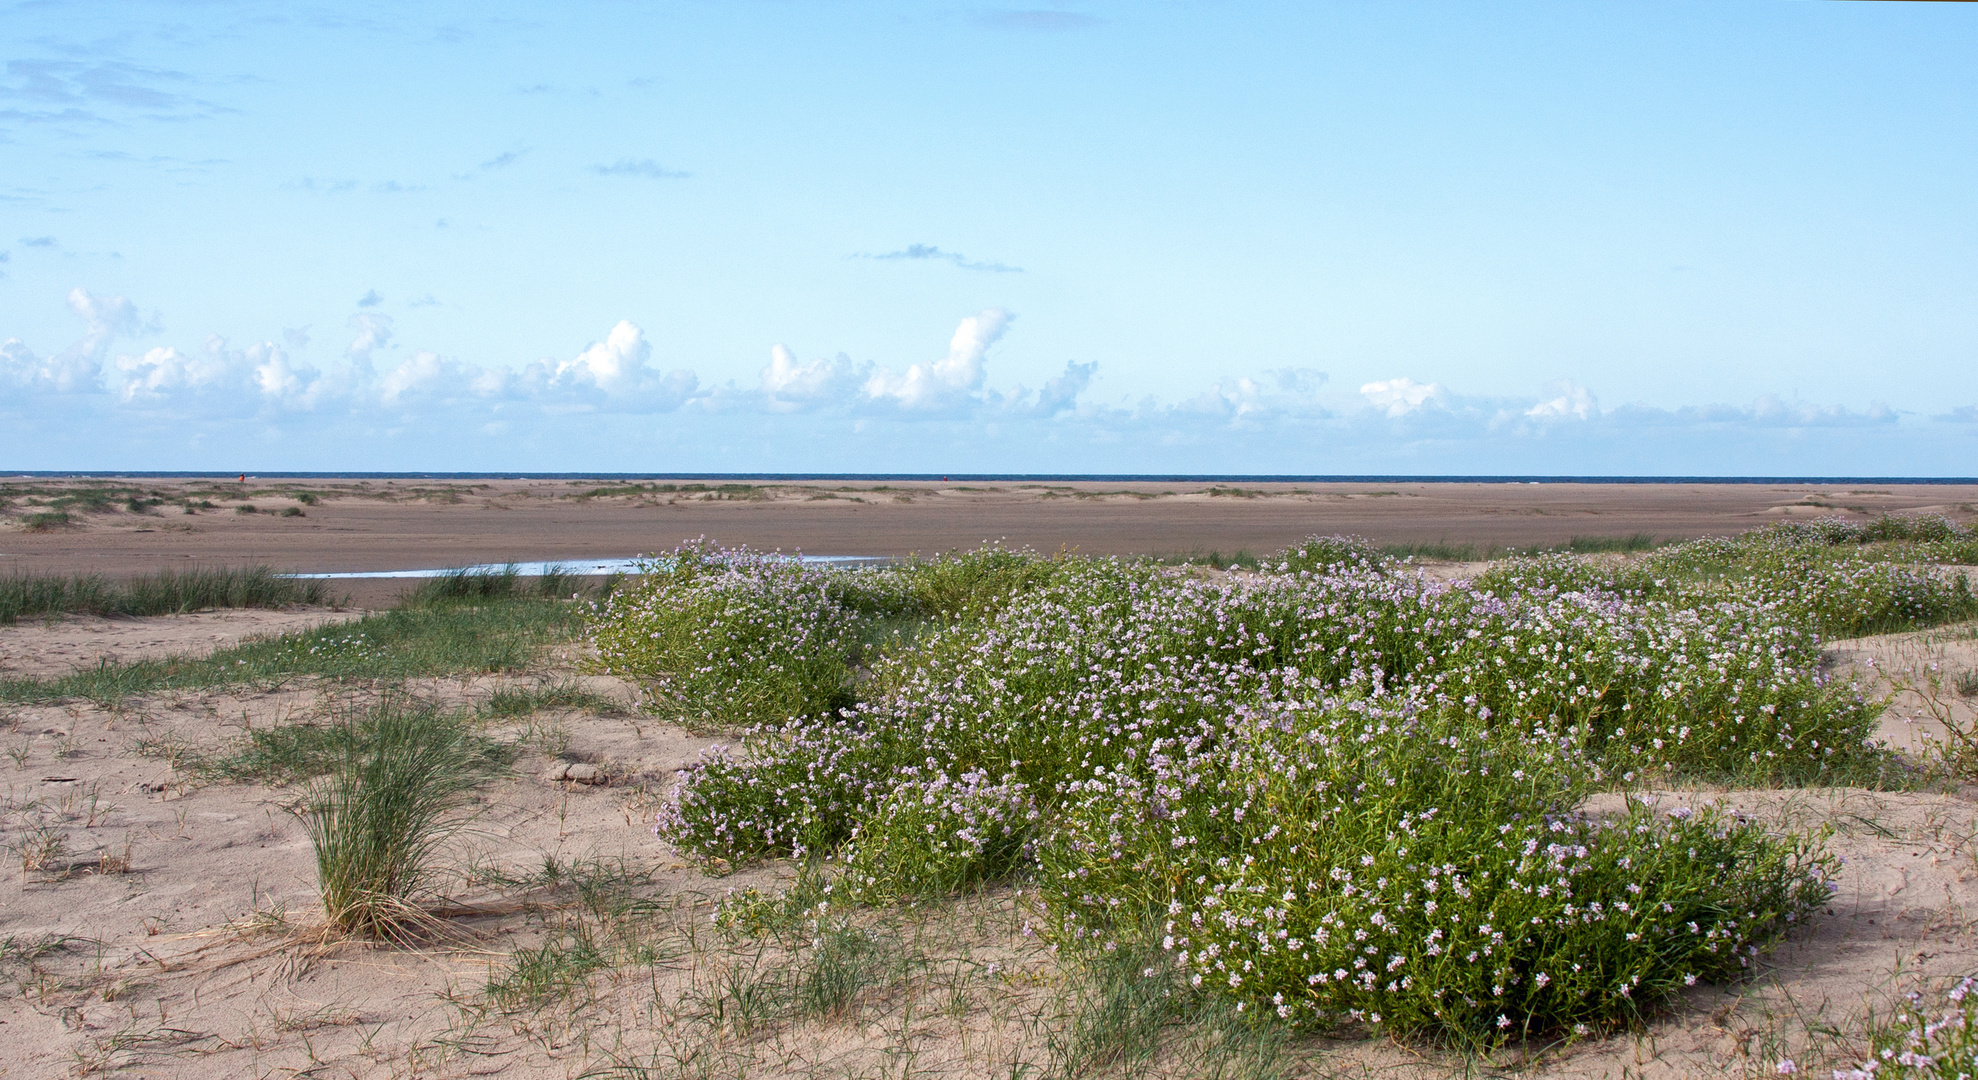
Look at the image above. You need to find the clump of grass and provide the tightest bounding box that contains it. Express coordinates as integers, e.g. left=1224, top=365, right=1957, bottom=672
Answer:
left=479, top=680, right=616, bottom=719
left=19, top=511, right=75, bottom=531
left=235, top=504, right=258, bottom=514
left=0, top=566, right=330, bottom=625
left=202, top=701, right=512, bottom=785
left=795, top=922, right=886, bottom=1020
left=486, top=926, right=608, bottom=1009
left=1554, top=532, right=1660, bottom=554
left=1048, top=941, right=1191, bottom=1077
left=48, top=490, right=115, bottom=513
left=1157, top=550, right=1262, bottom=570
left=279, top=506, right=305, bottom=518
left=1380, top=540, right=1486, bottom=561
left=402, top=565, right=583, bottom=607
left=295, top=701, right=497, bottom=938
left=484, top=925, right=601, bottom=1000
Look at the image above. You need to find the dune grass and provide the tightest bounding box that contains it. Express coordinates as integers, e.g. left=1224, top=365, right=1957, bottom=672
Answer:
left=295, top=700, right=501, bottom=938
left=402, top=565, right=586, bottom=605
left=0, top=565, right=331, bottom=625
left=1375, top=533, right=1666, bottom=562
left=199, top=699, right=515, bottom=786
left=0, top=595, right=581, bottom=704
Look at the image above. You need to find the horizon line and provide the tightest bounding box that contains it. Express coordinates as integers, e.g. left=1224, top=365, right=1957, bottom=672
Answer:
left=6, top=472, right=1978, bottom=486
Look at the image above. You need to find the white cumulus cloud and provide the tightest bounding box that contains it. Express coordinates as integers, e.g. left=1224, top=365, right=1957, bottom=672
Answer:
left=2, top=287, right=149, bottom=394
left=1359, top=376, right=1444, bottom=417
left=1525, top=381, right=1598, bottom=421
left=759, top=344, right=870, bottom=412
left=863, top=308, right=1010, bottom=413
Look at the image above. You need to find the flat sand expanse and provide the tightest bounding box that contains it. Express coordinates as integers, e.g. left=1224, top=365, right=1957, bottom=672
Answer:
left=5, top=478, right=1974, bottom=591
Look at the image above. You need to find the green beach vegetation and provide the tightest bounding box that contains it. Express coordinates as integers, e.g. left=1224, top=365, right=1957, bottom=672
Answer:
left=0, top=565, right=330, bottom=625
left=0, top=569, right=583, bottom=704
left=587, top=516, right=1978, bottom=1050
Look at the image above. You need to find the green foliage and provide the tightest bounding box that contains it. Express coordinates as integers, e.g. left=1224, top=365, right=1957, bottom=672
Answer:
left=200, top=703, right=513, bottom=786
left=0, top=597, right=579, bottom=704
left=795, top=922, right=886, bottom=1020
left=1271, top=535, right=1393, bottom=574
left=883, top=545, right=1063, bottom=621
left=401, top=565, right=584, bottom=606
left=19, top=511, right=74, bottom=531
left=841, top=769, right=1038, bottom=902
left=486, top=926, right=608, bottom=1009
left=1833, top=975, right=1978, bottom=1079
left=296, top=701, right=496, bottom=937
left=637, top=541, right=1915, bottom=1044
left=1478, top=525, right=1978, bottom=639
left=479, top=680, right=616, bottom=719
left=588, top=542, right=863, bottom=728
left=0, top=566, right=331, bottom=625
left=1041, top=701, right=1832, bottom=1042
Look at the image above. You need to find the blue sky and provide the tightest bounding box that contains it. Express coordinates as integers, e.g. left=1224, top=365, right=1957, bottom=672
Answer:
left=2, top=1, right=1974, bottom=474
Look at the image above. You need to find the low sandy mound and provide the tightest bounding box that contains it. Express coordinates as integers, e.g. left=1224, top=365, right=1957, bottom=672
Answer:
left=0, top=607, right=365, bottom=678
left=1825, top=622, right=1978, bottom=755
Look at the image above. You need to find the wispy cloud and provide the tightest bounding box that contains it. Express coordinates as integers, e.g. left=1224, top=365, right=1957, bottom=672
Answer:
left=857, top=243, right=1023, bottom=273
left=454, top=148, right=528, bottom=180
left=20, top=235, right=55, bottom=247
left=0, top=57, right=228, bottom=131
left=287, top=177, right=359, bottom=193
left=356, top=290, right=383, bottom=308
left=590, top=158, right=690, bottom=179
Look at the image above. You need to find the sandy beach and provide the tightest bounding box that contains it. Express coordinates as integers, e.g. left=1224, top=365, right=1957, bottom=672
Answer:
left=4, top=476, right=1978, bottom=1077
left=5, top=477, right=1974, bottom=586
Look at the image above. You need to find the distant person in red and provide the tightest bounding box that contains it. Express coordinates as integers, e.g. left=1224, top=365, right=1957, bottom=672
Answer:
left=238, top=474, right=246, bottom=483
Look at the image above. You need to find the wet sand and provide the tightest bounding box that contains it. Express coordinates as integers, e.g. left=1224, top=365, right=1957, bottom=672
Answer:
left=3, top=477, right=1974, bottom=607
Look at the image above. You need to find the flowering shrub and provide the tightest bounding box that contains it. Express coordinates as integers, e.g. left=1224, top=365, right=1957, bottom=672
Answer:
left=841, top=767, right=1039, bottom=901
left=1480, top=529, right=1977, bottom=640
left=1833, top=977, right=1978, bottom=1079
left=878, top=544, right=1065, bottom=622
left=1273, top=534, right=1394, bottom=575
left=588, top=541, right=863, bottom=728
left=616, top=534, right=1969, bottom=1042
left=1040, top=698, right=1832, bottom=1039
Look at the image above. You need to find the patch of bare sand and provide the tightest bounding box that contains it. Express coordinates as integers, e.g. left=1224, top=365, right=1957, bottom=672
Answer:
left=1824, top=619, right=1978, bottom=757
left=5, top=615, right=1978, bottom=1077
left=0, top=608, right=366, bottom=679
left=0, top=670, right=736, bottom=1079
